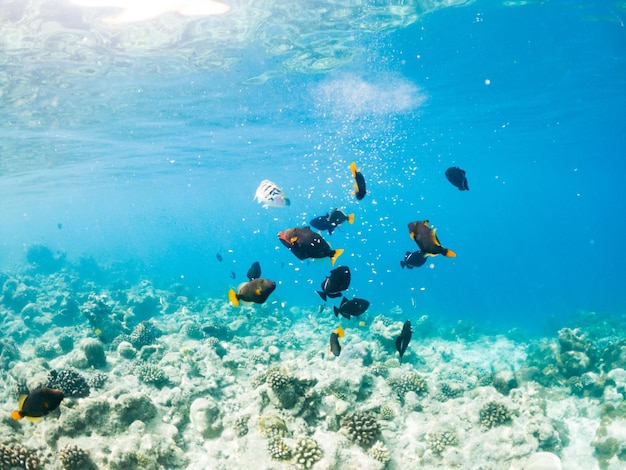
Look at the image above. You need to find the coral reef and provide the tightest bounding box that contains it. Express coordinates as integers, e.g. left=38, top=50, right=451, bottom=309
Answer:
left=46, top=368, right=91, bottom=398
left=0, top=443, right=41, bottom=470
left=389, top=371, right=428, bottom=400
left=0, top=338, right=20, bottom=369
left=267, top=436, right=292, bottom=460
left=81, top=338, right=107, bottom=368
left=341, top=411, right=381, bottom=448
left=59, top=444, right=97, bottom=470
left=134, top=362, right=169, bottom=388
left=292, top=437, right=323, bottom=469
left=368, top=440, right=391, bottom=464
left=129, top=321, right=163, bottom=349
left=479, top=401, right=512, bottom=429
left=427, top=431, right=458, bottom=454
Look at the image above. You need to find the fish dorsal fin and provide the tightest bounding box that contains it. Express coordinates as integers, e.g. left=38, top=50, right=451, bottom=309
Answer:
left=431, top=228, right=442, bottom=247
left=423, top=220, right=430, bottom=227
left=340, top=297, right=348, bottom=306
left=335, top=326, right=345, bottom=338
left=17, top=394, right=28, bottom=410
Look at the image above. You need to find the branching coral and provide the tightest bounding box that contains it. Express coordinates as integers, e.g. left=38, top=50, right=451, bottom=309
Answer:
left=479, top=401, right=512, bottom=429
left=292, top=437, right=322, bottom=469
left=46, top=368, right=90, bottom=398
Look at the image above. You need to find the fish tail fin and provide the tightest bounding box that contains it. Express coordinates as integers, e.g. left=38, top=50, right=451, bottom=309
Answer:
left=317, top=291, right=328, bottom=301
left=10, top=410, right=22, bottom=421
left=331, top=249, right=344, bottom=266
left=228, top=289, right=239, bottom=307
left=333, top=307, right=339, bottom=317
left=444, top=249, right=457, bottom=258
left=347, top=213, right=355, bottom=224
left=335, top=326, right=345, bottom=338
left=349, top=161, right=357, bottom=177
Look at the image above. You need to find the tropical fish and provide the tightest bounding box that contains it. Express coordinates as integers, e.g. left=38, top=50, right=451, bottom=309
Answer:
left=445, top=166, right=469, bottom=191
left=310, top=209, right=355, bottom=235
left=229, top=271, right=236, bottom=279
left=216, top=253, right=223, bottom=262
left=228, top=262, right=276, bottom=307
left=11, top=387, right=64, bottom=422
left=254, top=179, right=291, bottom=208
left=396, top=320, right=412, bottom=363
left=407, top=220, right=456, bottom=258
left=278, top=227, right=344, bottom=265
left=333, top=296, right=370, bottom=320
left=330, top=326, right=345, bottom=357
left=317, top=266, right=351, bottom=301
left=247, top=261, right=261, bottom=280
left=400, top=250, right=428, bottom=269
left=349, top=162, right=367, bottom=200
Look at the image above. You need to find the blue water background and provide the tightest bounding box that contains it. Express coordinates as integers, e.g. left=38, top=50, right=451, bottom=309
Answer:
left=0, top=0, right=624, bottom=334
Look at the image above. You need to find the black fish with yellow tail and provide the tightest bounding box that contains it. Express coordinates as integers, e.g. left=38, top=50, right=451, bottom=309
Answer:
left=407, top=220, right=456, bottom=258
left=11, top=387, right=64, bottom=422
left=349, top=162, right=367, bottom=200
left=278, top=227, right=344, bottom=266
left=310, top=209, right=355, bottom=235
left=330, top=326, right=345, bottom=357
left=228, top=262, right=276, bottom=307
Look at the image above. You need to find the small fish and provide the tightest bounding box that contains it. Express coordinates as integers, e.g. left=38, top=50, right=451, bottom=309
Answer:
left=310, top=209, right=355, bottom=235
left=57, top=223, right=63, bottom=230
left=216, top=253, right=223, bottom=262
left=247, top=261, right=261, bottom=280
left=278, top=227, right=344, bottom=266
left=400, top=251, right=428, bottom=269
left=395, top=320, right=412, bottom=363
left=349, top=162, right=367, bottom=200
left=333, top=296, right=370, bottom=320
left=445, top=166, right=469, bottom=191
left=229, top=271, right=236, bottom=279
left=254, top=179, right=291, bottom=208
left=11, top=387, right=64, bottom=422
left=228, top=263, right=276, bottom=307
left=407, top=220, right=456, bottom=258
left=317, top=266, right=351, bottom=301
left=330, top=325, right=345, bottom=357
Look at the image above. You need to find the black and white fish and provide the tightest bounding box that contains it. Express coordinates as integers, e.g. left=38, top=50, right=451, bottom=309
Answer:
left=254, top=179, right=291, bottom=208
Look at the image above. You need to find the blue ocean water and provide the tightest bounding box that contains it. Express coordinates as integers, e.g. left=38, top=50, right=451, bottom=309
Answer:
left=0, top=0, right=624, bottom=334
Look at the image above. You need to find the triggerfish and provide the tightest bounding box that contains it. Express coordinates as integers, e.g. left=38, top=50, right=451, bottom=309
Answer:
left=400, top=250, right=428, bottom=269
left=317, top=266, right=351, bottom=301
left=310, top=209, right=354, bottom=235
left=278, top=227, right=344, bottom=266
left=254, top=179, right=291, bottom=208
left=228, top=262, right=276, bottom=307
left=333, top=296, right=370, bottom=320
left=407, top=220, right=456, bottom=258
left=349, top=162, right=367, bottom=200
left=395, top=320, right=412, bottom=363
left=11, top=387, right=64, bottom=422
left=329, top=326, right=345, bottom=357
left=445, top=166, right=469, bottom=191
